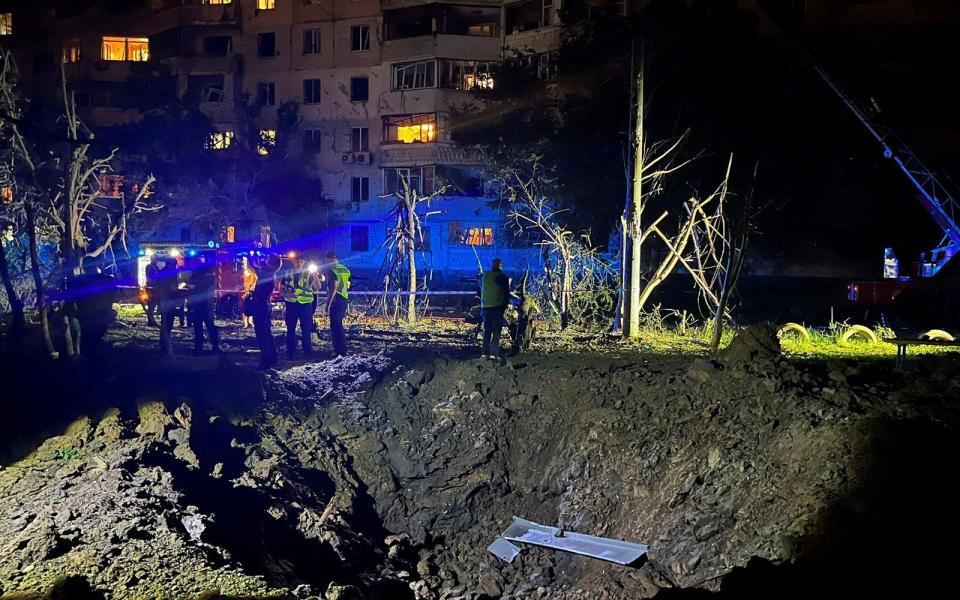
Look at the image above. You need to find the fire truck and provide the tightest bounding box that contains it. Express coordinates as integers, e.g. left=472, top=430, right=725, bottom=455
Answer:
left=816, top=66, right=960, bottom=333
left=135, top=227, right=285, bottom=317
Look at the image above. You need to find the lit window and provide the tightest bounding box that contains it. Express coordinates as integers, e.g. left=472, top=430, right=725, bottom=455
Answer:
left=1, top=187, right=13, bottom=203
left=203, top=0, right=232, bottom=4
left=450, top=222, right=493, bottom=246
left=303, top=28, right=321, bottom=55
left=258, top=129, right=276, bottom=156
left=439, top=60, right=496, bottom=90
left=351, top=25, right=370, bottom=52
left=257, top=0, right=276, bottom=10
left=101, top=36, right=150, bottom=62
left=385, top=114, right=437, bottom=144
left=351, top=178, right=370, bottom=203
left=206, top=131, right=234, bottom=150
left=303, top=78, right=322, bottom=104
left=63, top=41, right=81, bottom=64
left=0, top=13, right=11, bottom=36
left=351, top=127, right=369, bottom=152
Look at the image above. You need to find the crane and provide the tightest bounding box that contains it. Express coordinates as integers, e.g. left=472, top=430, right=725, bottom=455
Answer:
left=815, top=65, right=960, bottom=277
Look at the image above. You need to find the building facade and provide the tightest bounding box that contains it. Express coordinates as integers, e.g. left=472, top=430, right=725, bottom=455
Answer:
left=1, top=0, right=564, bottom=280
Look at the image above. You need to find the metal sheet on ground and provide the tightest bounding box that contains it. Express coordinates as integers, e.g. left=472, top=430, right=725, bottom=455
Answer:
left=500, top=516, right=648, bottom=566
left=487, top=537, right=522, bottom=563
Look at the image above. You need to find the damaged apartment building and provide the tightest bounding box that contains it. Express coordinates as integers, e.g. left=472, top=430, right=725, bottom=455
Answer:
left=0, top=0, right=570, bottom=279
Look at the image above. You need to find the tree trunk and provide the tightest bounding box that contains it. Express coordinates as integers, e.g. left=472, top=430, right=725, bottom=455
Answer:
left=623, top=39, right=645, bottom=338
left=25, top=200, right=55, bottom=357
left=0, top=239, right=24, bottom=326
left=406, top=201, right=417, bottom=324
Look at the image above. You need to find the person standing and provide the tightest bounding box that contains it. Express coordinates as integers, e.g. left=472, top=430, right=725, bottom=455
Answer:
left=186, top=252, right=220, bottom=353
left=143, top=258, right=159, bottom=326
left=281, top=256, right=317, bottom=359
left=241, top=263, right=258, bottom=328
left=250, top=253, right=280, bottom=370
left=156, top=259, right=180, bottom=356
left=480, top=257, right=510, bottom=359
left=322, top=251, right=351, bottom=357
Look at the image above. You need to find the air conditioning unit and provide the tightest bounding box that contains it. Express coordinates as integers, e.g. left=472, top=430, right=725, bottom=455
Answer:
left=341, top=153, right=355, bottom=164
left=354, top=151, right=372, bottom=165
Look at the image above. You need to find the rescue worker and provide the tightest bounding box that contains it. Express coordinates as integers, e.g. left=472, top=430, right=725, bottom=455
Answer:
left=156, top=259, right=181, bottom=356
left=249, top=253, right=281, bottom=370
left=75, top=265, right=117, bottom=358
left=281, top=255, right=318, bottom=359
left=480, top=257, right=510, bottom=359
left=143, top=257, right=159, bottom=326
left=185, top=252, right=220, bottom=354
left=322, top=251, right=351, bottom=357
left=241, top=262, right=258, bottom=328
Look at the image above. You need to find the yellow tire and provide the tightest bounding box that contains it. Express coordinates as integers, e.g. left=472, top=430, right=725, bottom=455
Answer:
left=777, top=322, right=811, bottom=341
left=840, top=324, right=878, bottom=344
left=921, top=329, right=955, bottom=341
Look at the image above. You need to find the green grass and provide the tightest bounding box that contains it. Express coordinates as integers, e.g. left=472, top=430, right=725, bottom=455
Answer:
left=54, top=447, right=82, bottom=461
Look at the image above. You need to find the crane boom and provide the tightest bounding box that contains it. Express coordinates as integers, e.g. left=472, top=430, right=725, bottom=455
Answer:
left=815, top=65, right=960, bottom=276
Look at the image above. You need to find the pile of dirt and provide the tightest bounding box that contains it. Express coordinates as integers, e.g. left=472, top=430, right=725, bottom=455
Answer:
left=3, top=344, right=960, bottom=599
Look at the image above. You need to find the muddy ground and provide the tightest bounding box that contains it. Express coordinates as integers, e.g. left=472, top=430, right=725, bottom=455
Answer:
left=1, top=316, right=958, bottom=599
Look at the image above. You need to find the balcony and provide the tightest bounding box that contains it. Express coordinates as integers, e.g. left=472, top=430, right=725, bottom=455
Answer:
left=150, top=1, right=239, bottom=29
left=505, top=25, right=562, bottom=54
left=379, top=141, right=481, bottom=168
left=382, top=34, right=502, bottom=62
left=379, top=87, right=477, bottom=115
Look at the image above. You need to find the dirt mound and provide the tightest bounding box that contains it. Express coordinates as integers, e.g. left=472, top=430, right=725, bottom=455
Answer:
left=720, top=324, right=780, bottom=366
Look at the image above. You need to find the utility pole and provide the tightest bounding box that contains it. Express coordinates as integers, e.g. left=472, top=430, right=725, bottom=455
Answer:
left=622, top=37, right=644, bottom=338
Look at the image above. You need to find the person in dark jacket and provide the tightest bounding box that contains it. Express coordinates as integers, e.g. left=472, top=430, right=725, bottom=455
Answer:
left=185, top=252, right=220, bottom=353
left=480, top=257, right=510, bottom=359
left=156, top=259, right=181, bottom=356
left=250, top=253, right=281, bottom=369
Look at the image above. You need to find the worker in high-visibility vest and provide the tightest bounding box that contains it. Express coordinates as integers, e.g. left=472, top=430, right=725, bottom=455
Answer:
left=322, top=251, right=351, bottom=356
left=281, top=256, right=319, bottom=359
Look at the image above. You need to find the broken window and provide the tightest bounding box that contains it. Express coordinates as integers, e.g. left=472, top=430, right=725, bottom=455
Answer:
left=350, top=225, right=370, bottom=251
left=384, top=114, right=437, bottom=144
left=258, top=129, right=276, bottom=156
left=0, top=13, right=11, bottom=36
left=437, top=166, right=484, bottom=197
left=438, top=60, right=495, bottom=90
left=384, top=167, right=434, bottom=195
left=304, top=129, right=322, bottom=153
left=257, top=81, right=275, bottom=106
left=187, top=74, right=225, bottom=103
left=351, top=127, right=369, bottom=152
left=257, top=33, right=276, bottom=58
left=303, top=28, right=321, bottom=55
left=101, top=36, right=150, bottom=62
left=351, top=25, right=370, bottom=52
left=257, top=0, right=276, bottom=10
left=206, top=131, right=234, bottom=150
left=350, top=77, right=369, bottom=102
left=383, top=6, right=432, bottom=40
left=303, top=78, right=322, bottom=104
left=63, top=40, right=81, bottom=63
left=203, top=36, right=232, bottom=56
left=392, top=59, right=436, bottom=91
left=449, top=221, right=493, bottom=246
left=443, top=6, right=499, bottom=37
left=351, top=178, right=370, bottom=203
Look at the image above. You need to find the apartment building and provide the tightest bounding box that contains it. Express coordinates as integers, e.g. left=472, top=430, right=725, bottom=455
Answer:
left=1, top=0, right=563, bottom=277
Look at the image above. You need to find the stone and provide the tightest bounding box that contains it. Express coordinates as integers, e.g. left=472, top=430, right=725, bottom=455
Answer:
left=325, top=583, right=363, bottom=600
left=416, top=559, right=432, bottom=577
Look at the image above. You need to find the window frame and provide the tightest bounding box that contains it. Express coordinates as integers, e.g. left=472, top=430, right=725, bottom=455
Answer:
left=350, top=76, right=369, bottom=103
left=303, top=129, right=322, bottom=153
left=0, top=13, right=12, bottom=36
left=303, top=28, right=322, bottom=55
left=257, top=32, right=277, bottom=59
left=257, top=81, right=276, bottom=106
left=257, top=0, right=276, bottom=10
left=392, top=59, right=437, bottom=91
left=351, top=25, right=370, bottom=52
left=303, top=78, right=322, bottom=104
left=257, top=129, right=277, bottom=156
left=206, top=130, right=235, bottom=150
left=101, top=36, right=150, bottom=62
left=351, top=127, right=369, bottom=153
left=351, top=178, right=370, bottom=204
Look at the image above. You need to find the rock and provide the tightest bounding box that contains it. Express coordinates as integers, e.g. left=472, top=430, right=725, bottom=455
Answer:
left=416, top=558, right=432, bottom=577
left=707, top=447, right=723, bottom=469
left=721, top=324, right=780, bottom=366
left=687, top=360, right=718, bottom=383
left=293, top=583, right=314, bottom=598
left=180, top=514, right=206, bottom=542
left=325, top=582, right=363, bottom=600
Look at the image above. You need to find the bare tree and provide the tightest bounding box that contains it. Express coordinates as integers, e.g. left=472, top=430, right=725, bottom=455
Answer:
left=380, top=175, right=450, bottom=324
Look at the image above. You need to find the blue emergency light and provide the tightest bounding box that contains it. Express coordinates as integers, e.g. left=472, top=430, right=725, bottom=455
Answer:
left=207, top=240, right=215, bottom=248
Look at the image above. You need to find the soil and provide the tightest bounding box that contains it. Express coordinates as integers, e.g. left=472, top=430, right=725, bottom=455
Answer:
left=1, top=317, right=959, bottom=599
